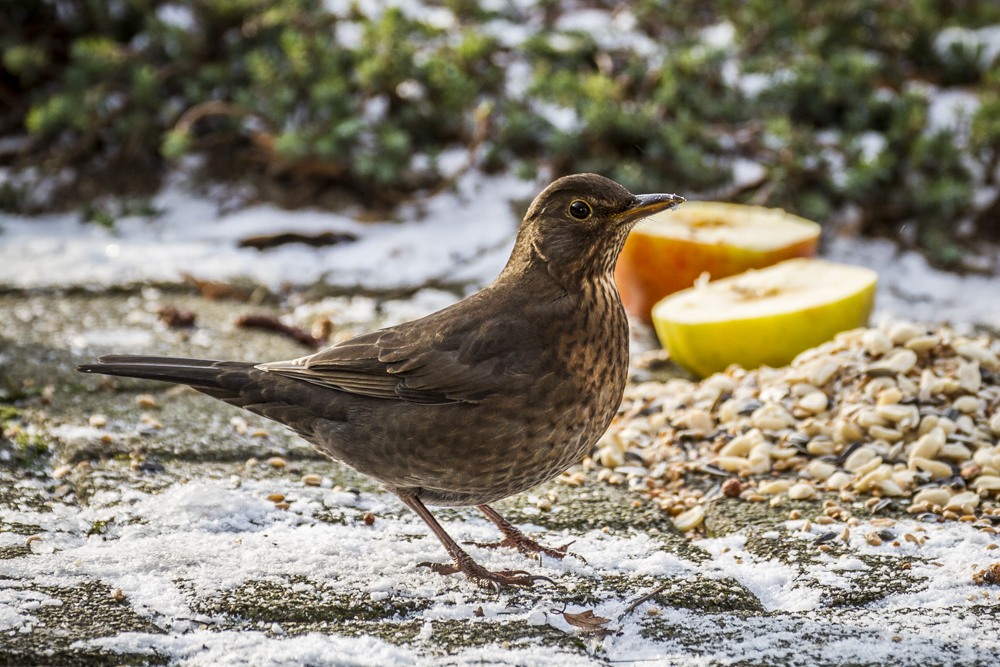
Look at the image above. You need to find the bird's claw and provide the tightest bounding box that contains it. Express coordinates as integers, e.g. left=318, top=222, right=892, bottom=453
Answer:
left=417, top=561, right=553, bottom=589
left=417, top=561, right=461, bottom=576
left=465, top=536, right=585, bottom=564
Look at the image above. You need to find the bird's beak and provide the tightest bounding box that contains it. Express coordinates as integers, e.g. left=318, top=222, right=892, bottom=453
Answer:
left=616, top=192, right=685, bottom=227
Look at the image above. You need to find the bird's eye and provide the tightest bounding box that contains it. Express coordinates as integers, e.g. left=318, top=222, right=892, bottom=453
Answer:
left=569, top=200, right=592, bottom=220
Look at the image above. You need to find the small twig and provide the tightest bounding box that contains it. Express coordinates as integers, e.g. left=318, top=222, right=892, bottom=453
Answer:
left=750, top=179, right=776, bottom=206
left=174, top=101, right=255, bottom=135
left=238, top=231, right=357, bottom=251
left=620, top=583, right=670, bottom=619
left=235, top=313, right=326, bottom=349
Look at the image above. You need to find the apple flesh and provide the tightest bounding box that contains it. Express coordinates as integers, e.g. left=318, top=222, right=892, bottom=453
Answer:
left=651, top=258, right=877, bottom=378
left=615, top=202, right=821, bottom=322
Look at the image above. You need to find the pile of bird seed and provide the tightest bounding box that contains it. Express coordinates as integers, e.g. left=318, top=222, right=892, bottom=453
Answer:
left=558, top=322, right=1000, bottom=537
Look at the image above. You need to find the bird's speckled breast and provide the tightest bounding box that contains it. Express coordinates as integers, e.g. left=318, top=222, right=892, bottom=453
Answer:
left=400, top=276, right=630, bottom=506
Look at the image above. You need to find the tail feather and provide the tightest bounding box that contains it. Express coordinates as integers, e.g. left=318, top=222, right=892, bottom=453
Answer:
left=77, top=355, right=254, bottom=396
left=77, top=355, right=337, bottom=441
left=93, top=355, right=223, bottom=367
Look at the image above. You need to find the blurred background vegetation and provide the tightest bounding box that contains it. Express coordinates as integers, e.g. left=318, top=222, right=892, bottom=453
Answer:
left=2, top=0, right=1000, bottom=267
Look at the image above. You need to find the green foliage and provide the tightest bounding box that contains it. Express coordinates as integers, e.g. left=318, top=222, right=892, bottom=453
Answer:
left=3, top=0, right=1000, bottom=259
left=0, top=407, right=51, bottom=470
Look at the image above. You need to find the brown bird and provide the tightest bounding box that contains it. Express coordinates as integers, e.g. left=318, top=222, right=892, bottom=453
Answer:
left=78, top=174, right=683, bottom=589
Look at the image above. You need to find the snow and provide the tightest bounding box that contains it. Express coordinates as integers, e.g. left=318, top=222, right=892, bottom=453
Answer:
left=700, top=22, right=736, bottom=50
left=855, top=131, right=886, bottom=163
left=156, top=4, right=196, bottom=30
left=721, top=62, right=795, bottom=98
left=0, top=172, right=533, bottom=294
left=925, top=89, right=981, bottom=136
left=4, top=474, right=999, bottom=664
left=3, top=168, right=999, bottom=334
left=935, top=25, right=1000, bottom=71
left=824, top=235, right=1000, bottom=330
left=730, top=158, right=766, bottom=188
left=89, top=630, right=420, bottom=667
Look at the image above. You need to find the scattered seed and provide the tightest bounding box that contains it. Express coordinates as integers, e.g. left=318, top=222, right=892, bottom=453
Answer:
left=136, top=394, right=158, bottom=409
left=267, top=457, right=286, bottom=468
left=140, top=414, right=163, bottom=429
left=231, top=417, right=249, bottom=435
left=722, top=478, right=743, bottom=497
left=788, top=483, right=816, bottom=500
left=582, top=323, right=1000, bottom=537
left=302, top=474, right=323, bottom=487
left=88, top=414, right=107, bottom=428
left=673, top=505, right=705, bottom=531
left=364, top=512, right=376, bottom=526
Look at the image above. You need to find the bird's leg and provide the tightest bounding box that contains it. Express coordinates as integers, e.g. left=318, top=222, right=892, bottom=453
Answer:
left=467, top=504, right=582, bottom=563
left=399, top=495, right=553, bottom=590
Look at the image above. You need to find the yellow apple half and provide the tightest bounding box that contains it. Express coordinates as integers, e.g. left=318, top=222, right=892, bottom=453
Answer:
left=615, top=202, right=821, bottom=323
left=651, top=258, right=877, bottom=378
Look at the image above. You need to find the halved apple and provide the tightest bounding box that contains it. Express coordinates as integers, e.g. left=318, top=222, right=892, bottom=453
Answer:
left=651, top=258, right=877, bottom=378
left=615, top=202, right=821, bottom=322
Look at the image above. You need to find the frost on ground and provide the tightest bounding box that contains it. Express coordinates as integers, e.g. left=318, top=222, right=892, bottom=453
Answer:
left=2, top=165, right=1000, bottom=664
left=2, top=289, right=1000, bottom=666
left=2, top=463, right=1000, bottom=667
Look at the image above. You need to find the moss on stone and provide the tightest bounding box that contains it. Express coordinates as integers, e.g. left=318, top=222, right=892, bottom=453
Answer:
left=0, top=580, right=166, bottom=667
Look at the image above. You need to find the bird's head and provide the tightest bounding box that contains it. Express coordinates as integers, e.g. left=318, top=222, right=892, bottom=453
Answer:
left=507, top=173, right=683, bottom=282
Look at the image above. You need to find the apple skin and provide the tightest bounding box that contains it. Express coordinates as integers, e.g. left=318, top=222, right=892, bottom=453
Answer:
left=615, top=208, right=820, bottom=323
left=652, top=277, right=876, bottom=379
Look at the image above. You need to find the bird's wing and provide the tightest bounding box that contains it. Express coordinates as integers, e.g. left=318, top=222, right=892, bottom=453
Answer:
left=256, top=307, right=549, bottom=405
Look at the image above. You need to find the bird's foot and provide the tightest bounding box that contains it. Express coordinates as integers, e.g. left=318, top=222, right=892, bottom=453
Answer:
left=417, top=558, right=553, bottom=591
left=466, top=534, right=584, bottom=564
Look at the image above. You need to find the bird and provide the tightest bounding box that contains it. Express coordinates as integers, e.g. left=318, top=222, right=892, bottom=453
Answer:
left=78, top=174, right=683, bottom=589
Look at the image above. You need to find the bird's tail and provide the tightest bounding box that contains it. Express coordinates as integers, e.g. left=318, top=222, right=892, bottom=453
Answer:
left=77, top=355, right=256, bottom=402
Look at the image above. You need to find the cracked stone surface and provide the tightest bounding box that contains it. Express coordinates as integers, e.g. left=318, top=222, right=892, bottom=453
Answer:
left=2, top=291, right=1000, bottom=666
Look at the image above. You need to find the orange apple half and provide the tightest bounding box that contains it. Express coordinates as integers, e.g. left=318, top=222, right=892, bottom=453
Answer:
left=651, top=258, right=877, bottom=378
left=615, top=202, right=821, bottom=322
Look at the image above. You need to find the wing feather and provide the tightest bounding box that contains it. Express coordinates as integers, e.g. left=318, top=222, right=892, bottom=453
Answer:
left=255, top=296, right=556, bottom=404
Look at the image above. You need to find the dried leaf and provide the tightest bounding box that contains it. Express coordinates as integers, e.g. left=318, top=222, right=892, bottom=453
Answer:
left=182, top=273, right=249, bottom=301
left=557, top=608, right=611, bottom=633
left=157, top=304, right=196, bottom=328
